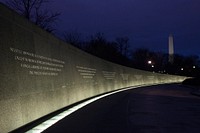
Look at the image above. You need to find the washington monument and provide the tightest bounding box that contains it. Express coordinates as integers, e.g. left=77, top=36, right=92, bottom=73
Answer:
left=168, top=34, right=174, bottom=63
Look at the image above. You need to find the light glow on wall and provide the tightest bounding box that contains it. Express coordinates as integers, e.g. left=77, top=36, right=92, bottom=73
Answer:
left=25, top=85, right=147, bottom=133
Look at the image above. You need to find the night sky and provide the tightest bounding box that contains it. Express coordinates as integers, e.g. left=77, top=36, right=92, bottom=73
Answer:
left=1, top=0, right=200, bottom=56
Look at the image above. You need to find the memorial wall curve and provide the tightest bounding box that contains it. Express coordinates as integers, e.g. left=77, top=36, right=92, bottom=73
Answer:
left=0, top=3, right=186, bottom=132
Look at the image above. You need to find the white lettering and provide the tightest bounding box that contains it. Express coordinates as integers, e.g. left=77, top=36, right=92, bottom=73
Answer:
left=11, top=47, right=65, bottom=76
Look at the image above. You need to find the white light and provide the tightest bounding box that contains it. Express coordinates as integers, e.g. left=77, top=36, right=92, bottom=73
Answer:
left=151, top=65, right=154, bottom=68
left=148, top=60, right=152, bottom=64
left=25, top=84, right=162, bottom=133
left=193, top=66, right=196, bottom=69
left=181, top=68, right=184, bottom=71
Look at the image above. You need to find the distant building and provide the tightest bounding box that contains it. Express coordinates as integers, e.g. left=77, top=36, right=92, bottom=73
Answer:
left=168, top=34, right=174, bottom=63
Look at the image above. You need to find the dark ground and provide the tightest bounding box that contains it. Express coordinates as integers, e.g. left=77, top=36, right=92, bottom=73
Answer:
left=182, top=77, right=200, bottom=87
left=44, top=84, right=200, bottom=133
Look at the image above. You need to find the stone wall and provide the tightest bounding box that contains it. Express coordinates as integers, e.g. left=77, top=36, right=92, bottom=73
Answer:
left=0, top=3, right=186, bottom=133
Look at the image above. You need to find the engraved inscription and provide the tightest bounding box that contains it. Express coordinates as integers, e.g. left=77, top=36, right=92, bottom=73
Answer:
left=147, top=76, right=155, bottom=80
left=103, top=71, right=116, bottom=80
left=134, top=75, right=143, bottom=80
left=10, top=47, right=65, bottom=76
left=76, top=66, right=96, bottom=79
left=121, top=74, right=129, bottom=81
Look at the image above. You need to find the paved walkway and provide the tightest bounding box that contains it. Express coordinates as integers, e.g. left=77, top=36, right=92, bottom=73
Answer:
left=44, top=84, right=200, bottom=133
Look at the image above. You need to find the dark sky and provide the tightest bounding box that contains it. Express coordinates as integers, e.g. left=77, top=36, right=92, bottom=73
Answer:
left=1, top=0, right=200, bottom=56
left=50, top=0, right=200, bottom=56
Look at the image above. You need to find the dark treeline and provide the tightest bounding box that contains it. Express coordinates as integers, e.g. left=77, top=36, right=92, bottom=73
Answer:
left=3, top=1, right=199, bottom=77
left=63, top=32, right=200, bottom=77
left=63, top=32, right=132, bottom=67
left=3, top=0, right=199, bottom=77
left=4, top=0, right=60, bottom=33
left=132, top=49, right=200, bottom=77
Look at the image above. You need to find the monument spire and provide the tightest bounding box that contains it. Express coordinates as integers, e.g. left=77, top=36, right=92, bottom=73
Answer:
left=168, top=34, right=174, bottom=63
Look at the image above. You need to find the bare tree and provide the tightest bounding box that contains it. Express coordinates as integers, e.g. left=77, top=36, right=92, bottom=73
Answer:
left=63, top=31, right=82, bottom=48
left=115, top=37, right=129, bottom=57
left=6, top=0, right=60, bottom=33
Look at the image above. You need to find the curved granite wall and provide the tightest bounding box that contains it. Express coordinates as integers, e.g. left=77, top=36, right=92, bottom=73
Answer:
left=0, top=3, right=186, bottom=132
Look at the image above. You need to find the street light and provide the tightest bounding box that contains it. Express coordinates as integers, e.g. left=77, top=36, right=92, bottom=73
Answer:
left=148, top=60, right=152, bottom=64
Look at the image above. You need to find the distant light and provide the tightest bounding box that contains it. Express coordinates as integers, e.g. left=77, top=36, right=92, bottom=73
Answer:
left=181, top=68, right=184, bottom=71
left=151, top=65, right=154, bottom=68
left=148, top=60, right=152, bottom=64
left=193, top=66, right=196, bottom=69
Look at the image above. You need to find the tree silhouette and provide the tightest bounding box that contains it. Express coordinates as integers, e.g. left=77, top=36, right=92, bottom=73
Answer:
left=131, top=48, right=153, bottom=70
left=63, top=31, right=82, bottom=48
left=6, top=0, right=60, bottom=33
left=83, top=33, right=131, bottom=66
left=116, top=37, right=130, bottom=57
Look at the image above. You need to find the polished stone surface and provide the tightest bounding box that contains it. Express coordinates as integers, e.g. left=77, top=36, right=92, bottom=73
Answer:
left=0, top=3, right=186, bottom=132
left=44, top=84, right=200, bottom=133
